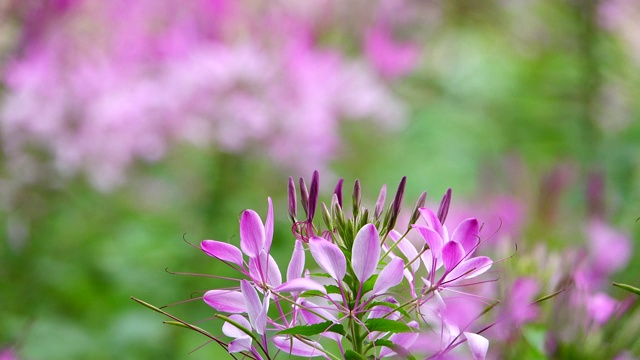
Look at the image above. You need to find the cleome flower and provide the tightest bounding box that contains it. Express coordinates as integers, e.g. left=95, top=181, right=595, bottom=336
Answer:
left=135, top=172, right=497, bottom=360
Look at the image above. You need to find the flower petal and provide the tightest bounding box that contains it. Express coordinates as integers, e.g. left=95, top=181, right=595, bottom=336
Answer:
left=222, top=314, right=252, bottom=338
left=273, top=336, right=325, bottom=358
left=444, top=256, right=493, bottom=283
left=201, top=240, right=244, bottom=267
left=308, top=237, right=346, bottom=281
left=276, top=278, right=327, bottom=294
left=464, top=332, right=489, bottom=360
left=287, top=240, right=305, bottom=281
left=413, top=224, right=444, bottom=258
left=240, top=280, right=266, bottom=334
left=352, top=224, right=381, bottom=283
left=418, top=208, right=444, bottom=238
left=265, top=197, right=274, bottom=251
left=379, top=321, right=419, bottom=357
left=452, top=218, right=479, bottom=255
left=249, top=250, right=282, bottom=287
left=442, top=241, right=465, bottom=272
left=240, top=210, right=265, bottom=258
left=228, top=336, right=253, bottom=353
left=299, top=300, right=338, bottom=324
left=373, top=257, right=405, bottom=295
left=203, top=290, right=246, bottom=313
left=390, top=230, right=420, bottom=274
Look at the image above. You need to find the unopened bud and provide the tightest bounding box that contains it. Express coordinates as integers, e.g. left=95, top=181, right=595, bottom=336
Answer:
left=288, top=176, right=297, bottom=222
left=352, top=179, right=361, bottom=218
left=333, top=178, right=344, bottom=209
left=387, top=177, right=406, bottom=231
left=308, top=171, right=320, bottom=221
left=299, top=177, right=309, bottom=219
left=408, top=191, right=427, bottom=230
left=321, top=202, right=333, bottom=231
left=374, top=184, right=387, bottom=220
left=437, top=188, right=451, bottom=224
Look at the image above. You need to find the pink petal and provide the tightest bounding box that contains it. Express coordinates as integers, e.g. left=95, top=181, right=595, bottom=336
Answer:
left=442, top=241, right=465, bottom=272
left=418, top=208, right=444, bottom=238
left=308, top=237, right=346, bottom=281
left=201, top=240, right=243, bottom=267
left=352, top=224, right=381, bottom=283
left=240, top=280, right=266, bottom=334
left=287, top=240, right=305, bottom=281
left=389, top=230, right=420, bottom=274
left=299, top=300, right=338, bottom=324
left=452, top=218, right=479, bottom=255
left=240, top=210, right=265, bottom=258
left=587, top=292, right=618, bottom=325
left=203, top=290, right=246, bottom=313
left=222, top=314, right=252, bottom=338
left=228, top=336, right=252, bottom=353
left=273, top=336, right=325, bottom=358
left=464, top=332, right=489, bottom=360
left=413, top=225, right=444, bottom=258
left=379, top=321, right=419, bottom=357
left=249, top=250, right=282, bottom=287
left=373, top=257, right=405, bottom=295
left=445, top=256, right=493, bottom=283
left=276, top=278, right=327, bottom=294
left=265, top=197, right=274, bottom=251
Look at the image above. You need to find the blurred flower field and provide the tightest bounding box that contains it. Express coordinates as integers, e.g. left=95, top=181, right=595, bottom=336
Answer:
left=1, top=0, right=639, bottom=359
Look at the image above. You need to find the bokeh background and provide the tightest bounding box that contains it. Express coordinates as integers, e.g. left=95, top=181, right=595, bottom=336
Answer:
left=1, top=0, right=639, bottom=359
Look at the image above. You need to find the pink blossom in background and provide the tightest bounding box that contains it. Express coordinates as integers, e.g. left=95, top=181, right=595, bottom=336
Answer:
left=493, top=277, right=540, bottom=340
left=0, top=348, right=17, bottom=360
left=586, top=219, right=632, bottom=279
left=365, top=24, right=420, bottom=79
left=586, top=292, right=619, bottom=325
left=0, top=0, right=414, bottom=190
left=599, top=0, right=640, bottom=63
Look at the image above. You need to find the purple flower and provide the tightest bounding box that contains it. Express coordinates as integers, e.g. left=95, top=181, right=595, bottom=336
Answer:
left=147, top=174, right=500, bottom=359
left=414, top=208, right=492, bottom=289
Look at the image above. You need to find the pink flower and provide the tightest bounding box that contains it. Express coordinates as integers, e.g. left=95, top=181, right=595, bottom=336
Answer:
left=586, top=292, right=618, bottom=325
left=414, top=209, right=493, bottom=290
left=365, top=24, right=420, bottom=79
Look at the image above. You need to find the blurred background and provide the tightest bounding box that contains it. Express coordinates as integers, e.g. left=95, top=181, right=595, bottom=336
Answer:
left=0, top=0, right=639, bottom=359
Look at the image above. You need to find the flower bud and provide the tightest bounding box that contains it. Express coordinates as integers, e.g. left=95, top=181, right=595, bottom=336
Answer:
left=288, top=176, right=297, bottom=222
left=437, top=188, right=451, bottom=224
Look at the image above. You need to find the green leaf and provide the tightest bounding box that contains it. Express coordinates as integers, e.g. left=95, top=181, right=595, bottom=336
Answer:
left=277, top=321, right=345, bottom=336
left=326, top=285, right=341, bottom=294
left=344, top=350, right=367, bottom=360
left=366, top=301, right=410, bottom=318
left=299, top=290, right=327, bottom=298
left=372, top=339, right=416, bottom=360
left=373, top=339, right=394, bottom=347
left=364, top=318, right=412, bottom=333
left=613, top=282, right=640, bottom=296
left=361, top=274, right=378, bottom=294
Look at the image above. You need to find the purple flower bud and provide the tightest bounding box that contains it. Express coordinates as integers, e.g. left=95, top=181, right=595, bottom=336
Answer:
left=352, top=179, right=362, bottom=217
left=288, top=176, right=297, bottom=222
left=586, top=170, right=604, bottom=219
left=299, top=177, right=309, bottom=219
left=374, top=184, right=387, bottom=219
left=388, top=176, right=406, bottom=231
left=408, top=191, right=427, bottom=229
left=308, top=171, right=320, bottom=221
left=437, top=188, right=452, bottom=224
left=333, top=178, right=344, bottom=208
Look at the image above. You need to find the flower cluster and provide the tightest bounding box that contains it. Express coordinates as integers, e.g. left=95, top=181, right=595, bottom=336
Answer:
left=0, top=0, right=417, bottom=190
left=195, top=172, right=495, bottom=359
